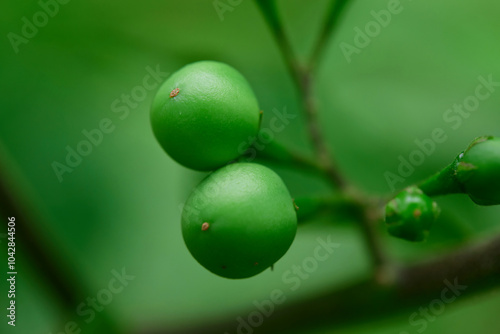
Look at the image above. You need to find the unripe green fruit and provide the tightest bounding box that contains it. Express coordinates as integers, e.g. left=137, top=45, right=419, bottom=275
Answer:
left=151, top=61, right=260, bottom=171
left=456, top=136, right=500, bottom=205
left=181, top=163, right=297, bottom=279
left=385, top=186, right=440, bottom=242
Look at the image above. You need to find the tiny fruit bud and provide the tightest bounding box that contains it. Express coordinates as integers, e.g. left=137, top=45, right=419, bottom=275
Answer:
left=385, top=186, right=440, bottom=242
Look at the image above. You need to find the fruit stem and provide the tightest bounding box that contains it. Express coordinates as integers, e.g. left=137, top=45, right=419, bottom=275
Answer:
left=254, top=0, right=348, bottom=191
left=254, top=139, right=331, bottom=178
left=419, top=155, right=464, bottom=197
left=308, top=0, right=353, bottom=71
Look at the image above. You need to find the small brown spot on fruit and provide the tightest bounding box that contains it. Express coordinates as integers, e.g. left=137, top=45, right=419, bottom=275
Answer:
left=413, top=209, right=422, bottom=219
left=222, top=265, right=227, bottom=269
left=254, top=262, right=259, bottom=266
left=201, top=222, right=210, bottom=231
left=170, top=88, right=180, bottom=98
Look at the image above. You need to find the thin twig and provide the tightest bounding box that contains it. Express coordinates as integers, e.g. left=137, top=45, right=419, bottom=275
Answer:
left=254, top=0, right=302, bottom=87
left=309, top=0, right=353, bottom=70
left=252, top=139, right=344, bottom=184
left=294, top=194, right=362, bottom=224
left=255, top=0, right=388, bottom=273
left=254, top=0, right=347, bottom=190
left=300, top=70, right=346, bottom=189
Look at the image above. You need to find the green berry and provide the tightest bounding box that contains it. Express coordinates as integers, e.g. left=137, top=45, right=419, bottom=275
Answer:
left=385, top=186, right=440, bottom=242
left=455, top=136, right=500, bottom=205
left=181, top=163, right=297, bottom=279
left=150, top=61, right=260, bottom=171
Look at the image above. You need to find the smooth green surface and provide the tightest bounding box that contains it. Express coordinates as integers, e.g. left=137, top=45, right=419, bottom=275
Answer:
left=182, top=163, right=297, bottom=278
left=457, top=136, right=500, bottom=205
left=386, top=186, right=440, bottom=242
left=1, top=0, right=500, bottom=333
left=151, top=61, right=260, bottom=171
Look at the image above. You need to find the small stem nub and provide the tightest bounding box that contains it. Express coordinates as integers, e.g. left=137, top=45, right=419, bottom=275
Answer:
left=170, top=88, right=180, bottom=98
left=201, top=222, right=210, bottom=231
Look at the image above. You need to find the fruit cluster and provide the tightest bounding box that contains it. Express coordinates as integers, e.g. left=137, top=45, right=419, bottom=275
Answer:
left=385, top=136, right=500, bottom=242
left=150, top=61, right=297, bottom=278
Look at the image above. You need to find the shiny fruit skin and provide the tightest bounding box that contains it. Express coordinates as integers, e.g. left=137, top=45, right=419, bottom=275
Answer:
left=151, top=61, right=260, bottom=171
left=181, top=163, right=297, bottom=279
left=456, top=136, right=500, bottom=205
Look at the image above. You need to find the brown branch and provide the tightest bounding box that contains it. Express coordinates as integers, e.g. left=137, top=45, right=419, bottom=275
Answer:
left=139, top=234, right=500, bottom=334
left=0, top=141, right=121, bottom=333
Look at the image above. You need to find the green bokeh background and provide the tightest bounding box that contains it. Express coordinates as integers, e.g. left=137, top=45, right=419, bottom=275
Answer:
left=1, top=0, right=499, bottom=333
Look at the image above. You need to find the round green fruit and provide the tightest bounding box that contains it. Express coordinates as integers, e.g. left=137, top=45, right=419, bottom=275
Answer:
left=456, top=136, right=500, bottom=205
left=150, top=60, right=260, bottom=171
left=181, top=163, right=297, bottom=279
left=385, top=186, right=440, bottom=242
